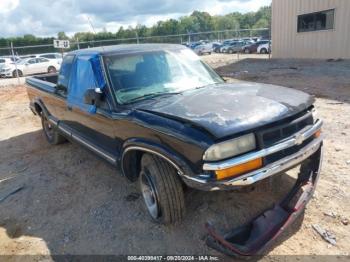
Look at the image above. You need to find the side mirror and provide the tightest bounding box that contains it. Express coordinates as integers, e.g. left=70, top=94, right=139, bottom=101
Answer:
left=84, top=88, right=103, bottom=105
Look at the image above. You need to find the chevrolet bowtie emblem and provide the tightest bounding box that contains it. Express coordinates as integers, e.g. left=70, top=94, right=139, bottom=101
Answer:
left=294, top=133, right=304, bottom=145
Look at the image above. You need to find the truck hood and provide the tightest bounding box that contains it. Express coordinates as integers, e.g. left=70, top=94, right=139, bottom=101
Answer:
left=136, top=82, right=314, bottom=139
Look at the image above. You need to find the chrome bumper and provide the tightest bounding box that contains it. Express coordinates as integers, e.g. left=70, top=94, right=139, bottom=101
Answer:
left=183, top=120, right=323, bottom=190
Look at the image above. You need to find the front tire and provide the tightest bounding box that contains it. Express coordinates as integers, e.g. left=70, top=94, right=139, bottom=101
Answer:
left=12, top=70, right=23, bottom=78
left=41, top=113, right=66, bottom=145
left=139, top=154, right=185, bottom=225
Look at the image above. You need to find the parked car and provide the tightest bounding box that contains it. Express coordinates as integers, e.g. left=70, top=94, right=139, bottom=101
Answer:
left=226, top=41, right=247, bottom=54
left=0, top=57, right=61, bottom=77
left=0, top=57, right=19, bottom=73
left=193, top=43, right=213, bottom=55
left=26, top=44, right=323, bottom=256
left=36, top=53, right=63, bottom=64
left=220, top=42, right=235, bottom=53
left=213, top=44, right=222, bottom=53
left=242, top=40, right=270, bottom=54
left=257, top=41, right=271, bottom=54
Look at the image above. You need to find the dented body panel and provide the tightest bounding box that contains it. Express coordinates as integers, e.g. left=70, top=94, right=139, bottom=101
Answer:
left=135, top=82, right=314, bottom=139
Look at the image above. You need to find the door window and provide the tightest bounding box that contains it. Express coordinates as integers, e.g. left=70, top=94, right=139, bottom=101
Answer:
left=68, top=55, right=108, bottom=112
left=37, top=58, right=49, bottom=63
left=57, top=55, right=75, bottom=96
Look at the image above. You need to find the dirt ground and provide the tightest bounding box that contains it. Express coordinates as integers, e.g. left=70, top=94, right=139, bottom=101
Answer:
left=0, top=53, right=349, bottom=259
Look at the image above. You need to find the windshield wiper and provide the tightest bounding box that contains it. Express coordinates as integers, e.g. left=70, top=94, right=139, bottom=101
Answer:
left=127, top=92, right=181, bottom=103
left=195, top=83, right=220, bottom=90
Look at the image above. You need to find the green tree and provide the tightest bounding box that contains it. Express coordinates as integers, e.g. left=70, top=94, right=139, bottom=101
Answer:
left=57, top=32, right=69, bottom=40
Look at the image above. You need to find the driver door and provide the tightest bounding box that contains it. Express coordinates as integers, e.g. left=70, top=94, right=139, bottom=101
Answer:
left=61, top=54, right=119, bottom=162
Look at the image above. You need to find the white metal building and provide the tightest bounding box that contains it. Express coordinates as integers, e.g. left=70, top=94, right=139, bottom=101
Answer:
left=272, top=0, right=350, bottom=59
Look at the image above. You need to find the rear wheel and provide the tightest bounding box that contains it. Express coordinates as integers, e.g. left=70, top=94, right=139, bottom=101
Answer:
left=41, top=113, right=66, bottom=145
left=244, top=48, right=250, bottom=54
left=48, top=66, right=57, bottom=73
left=228, top=49, right=233, bottom=54
left=260, top=48, right=268, bottom=54
left=12, top=70, right=23, bottom=78
left=139, top=153, right=185, bottom=224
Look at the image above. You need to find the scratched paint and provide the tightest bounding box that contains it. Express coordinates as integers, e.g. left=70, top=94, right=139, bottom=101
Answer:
left=136, top=82, right=314, bottom=139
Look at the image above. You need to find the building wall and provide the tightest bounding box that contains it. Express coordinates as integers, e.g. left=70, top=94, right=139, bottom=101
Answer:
left=272, top=0, right=350, bottom=59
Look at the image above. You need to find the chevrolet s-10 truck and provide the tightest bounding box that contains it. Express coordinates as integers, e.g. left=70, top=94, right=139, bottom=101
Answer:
left=26, top=44, right=323, bottom=256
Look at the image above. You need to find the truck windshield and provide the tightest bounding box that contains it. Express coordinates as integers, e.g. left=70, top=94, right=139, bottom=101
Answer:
left=104, top=48, right=224, bottom=104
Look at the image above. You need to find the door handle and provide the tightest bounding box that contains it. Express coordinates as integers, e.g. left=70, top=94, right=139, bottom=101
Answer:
left=67, top=106, right=72, bottom=111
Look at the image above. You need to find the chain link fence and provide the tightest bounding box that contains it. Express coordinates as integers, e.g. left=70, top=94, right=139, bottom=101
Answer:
left=0, top=28, right=269, bottom=57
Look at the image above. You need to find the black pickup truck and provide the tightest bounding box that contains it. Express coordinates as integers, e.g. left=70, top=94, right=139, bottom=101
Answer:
left=26, top=44, right=323, bottom=256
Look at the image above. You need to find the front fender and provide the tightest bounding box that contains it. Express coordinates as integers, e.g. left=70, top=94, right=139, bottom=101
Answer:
left=121, top=138, right=196, bottom=182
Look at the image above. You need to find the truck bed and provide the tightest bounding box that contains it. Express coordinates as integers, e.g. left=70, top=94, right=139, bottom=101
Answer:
left=26, top=73, right=58, bottom=93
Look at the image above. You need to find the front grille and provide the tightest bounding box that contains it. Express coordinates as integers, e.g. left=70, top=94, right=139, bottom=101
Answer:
left=264, top=136, right=314, bottom=165
left=256, top=111, right=314, bottom=165
left=257, top=112, right=313, bottom=148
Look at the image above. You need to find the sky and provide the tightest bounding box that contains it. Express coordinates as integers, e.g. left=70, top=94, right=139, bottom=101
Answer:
left=0, top=0, right=271, bottom=38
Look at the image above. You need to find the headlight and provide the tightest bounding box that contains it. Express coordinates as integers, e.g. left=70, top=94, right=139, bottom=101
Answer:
left=203, top=133, right=256, bottom=161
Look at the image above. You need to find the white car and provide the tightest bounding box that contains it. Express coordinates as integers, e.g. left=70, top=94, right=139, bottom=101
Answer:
left=0, top=57, right=61, bottom=78
left=257, top=42, right=271, bottom=54
left=0, top=56, right=20, bottom=69
left=193, top=44, right=213, bottom=55
left=36, top=53, right=63, bottom=64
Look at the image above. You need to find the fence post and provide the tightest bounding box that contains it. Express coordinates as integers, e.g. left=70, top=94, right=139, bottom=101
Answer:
left=237, top=29, right=240, bottom=61
left=10, top=42, right=20, bottom=85
left=135, top=32, right=139, bottom=44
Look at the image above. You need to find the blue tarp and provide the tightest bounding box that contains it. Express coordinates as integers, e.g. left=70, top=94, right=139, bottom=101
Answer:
left=67, top=53, right=106, bottom=114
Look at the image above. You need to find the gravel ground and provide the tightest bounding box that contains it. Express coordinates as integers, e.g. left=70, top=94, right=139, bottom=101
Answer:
left=0, top=53, right=349, bottom=259
left=0, top=77, right=25, bottom=87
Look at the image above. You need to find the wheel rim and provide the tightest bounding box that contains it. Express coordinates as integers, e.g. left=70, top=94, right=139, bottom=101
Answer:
left=49, top=67, right=56, bottom=73
left=140, top=170, right=160, bottom=219
left=245, top=49, right=249, bottom=54
left=43, top=115, right=54, bottom=140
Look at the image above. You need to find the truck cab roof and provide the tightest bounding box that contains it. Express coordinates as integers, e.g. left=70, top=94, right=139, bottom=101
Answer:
left=69, top=44, right=184, bottom=56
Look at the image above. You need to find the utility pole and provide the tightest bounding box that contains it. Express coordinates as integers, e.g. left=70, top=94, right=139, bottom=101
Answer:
left=76, top=38, right=80, bottom=50
left=10, top=42, right=20, bottom=85
left=187, top=30, right=191, bottom=45
left=135, top=31, right=140, bottom=44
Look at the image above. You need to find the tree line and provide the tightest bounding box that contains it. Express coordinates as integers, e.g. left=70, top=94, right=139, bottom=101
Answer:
left=0, top=6, right=270, bottom=55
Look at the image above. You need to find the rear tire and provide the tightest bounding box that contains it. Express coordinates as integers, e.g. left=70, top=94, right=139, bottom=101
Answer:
left=228, top=49, right=233, bottom=54
left=244, top=48, right=250, bottom=54
left=260, top=48, right=268, bottom=54
left=139, top=154, right=185, bottom=225
left=48, top=66, right=57, bottom=73
left=41, top=113, right=66, bottom=145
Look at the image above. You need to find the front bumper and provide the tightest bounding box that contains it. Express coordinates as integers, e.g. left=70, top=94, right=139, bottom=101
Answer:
left=0, top=70, right=13, bottom=77
left=182, top=120, right=323, bottom=191
left=206, top=144, right=323, bottom=257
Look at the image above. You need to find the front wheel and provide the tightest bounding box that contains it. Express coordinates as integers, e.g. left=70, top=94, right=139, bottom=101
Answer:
left=12, top=70, right=23, bottom=78
left=228, top=49, right=233, bottom=54
left=41, top=113, right=66, bottom=145
left=244, top=48, right=250, bottom=54
left=139, top=154, right=185, bottom=224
